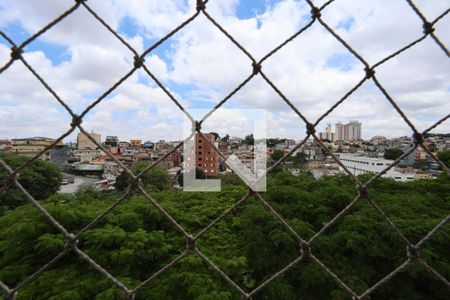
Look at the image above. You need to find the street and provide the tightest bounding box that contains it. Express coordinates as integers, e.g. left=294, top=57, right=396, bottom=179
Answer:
left=59, top=173, right=98, bottom=194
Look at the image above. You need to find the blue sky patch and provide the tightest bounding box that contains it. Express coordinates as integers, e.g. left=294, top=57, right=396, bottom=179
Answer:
left=1, top=22, right=70, bottom=65
left=336, top=16, right=354, bottom=31
left=325, top=52, right=357, bottom=72
left=235, top=0, right=268, bottom=19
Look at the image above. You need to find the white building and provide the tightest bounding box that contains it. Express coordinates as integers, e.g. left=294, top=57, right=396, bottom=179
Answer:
left=338, top=153, right=415, bottom=182
left=73, top=149, right=104, bottom=163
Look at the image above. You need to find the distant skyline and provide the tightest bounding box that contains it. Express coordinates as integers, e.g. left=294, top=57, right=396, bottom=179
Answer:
left=0, top=0, right=449, bottom=141
left=4, top=125, right=450, bottom=145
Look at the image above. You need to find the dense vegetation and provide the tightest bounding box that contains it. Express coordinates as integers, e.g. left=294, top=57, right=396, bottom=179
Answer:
left=0, top=154, right=62, bottom=215
left=383, top=148, right=405, bottom=160
left=114, top=162, right=171, bottom=192
left=0, top=164, right=448, bottom=299
left=437, top=150, right=450, bottom=168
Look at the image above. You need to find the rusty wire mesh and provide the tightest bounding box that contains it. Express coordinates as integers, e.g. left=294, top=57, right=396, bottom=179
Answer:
left=0, top=0, right=449, bottom=299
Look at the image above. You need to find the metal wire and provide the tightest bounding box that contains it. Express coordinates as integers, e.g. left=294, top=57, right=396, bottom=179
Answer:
left=0, top=0, right=449, bottom=299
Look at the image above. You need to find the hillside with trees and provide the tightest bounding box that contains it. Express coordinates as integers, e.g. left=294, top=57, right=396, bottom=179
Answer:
left=0, top=166, right=448, bottom=299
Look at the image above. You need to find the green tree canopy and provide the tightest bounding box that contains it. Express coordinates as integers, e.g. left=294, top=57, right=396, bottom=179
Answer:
left=244, top=134, right=254, bottom=145
left=290, top=151, right=307, bottom=168
left=271, top=150, right=285, bottom=162
left=0, top=172, right=449, bottom=299
left=384, top=148, right=405, bottom=160
left=0, top=154, right=62, bottom=214
left=436, top=150, right=450, bottom=168
left=114, top=161, right=170, bottom=192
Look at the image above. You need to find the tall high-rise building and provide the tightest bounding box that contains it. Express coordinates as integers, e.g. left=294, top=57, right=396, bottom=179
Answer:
left=335, top=121, right=361, bottom=141
left=347, top=120, right=362, bottom=141
left=319, top=123, right=335, bottom=141
left=335, top=122, right=343, bottom=141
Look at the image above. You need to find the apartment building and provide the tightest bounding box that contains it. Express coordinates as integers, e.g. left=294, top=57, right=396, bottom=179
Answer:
left=319, top=123, right=335, bottom=141
left=195, top=133, right=219, bottom=176
left=335, top=121, right=362, bottom=141
left=77, top=131, right=101, bottom=150
left=104, top=136, right=119, bottom=147
left=11, top=137, right=63, bottom=159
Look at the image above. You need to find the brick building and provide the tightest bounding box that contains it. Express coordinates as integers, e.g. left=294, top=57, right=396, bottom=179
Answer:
left=195, top=133, right=219, bottom=176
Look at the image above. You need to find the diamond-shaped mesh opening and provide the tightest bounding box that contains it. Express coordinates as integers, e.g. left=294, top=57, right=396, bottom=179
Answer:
left=260, top=23, right=365, bottom=117
left=0, top=57, right=74, bottom=125
left=151, top=188, right=248, bottom=234
left=417, top=222, right=450, bottom=282
left=10, top=11, right=138, bottom=116
left=372, top=38, right=450, bottom=132
left=262, top=171, right=356, bottom=243
left=0, top=0, right=449, bottom=299
left=82, top=74, right=192, bottom=146
left=319, top=0, right=425, bottom=65
left=146, top=12, right=252, bottom=110
left=310, top=200, right=408, bottom=295
left=77, top=198, right=185, bottom=286
left=197, top=195, right=300, bottom=293
left=365, top=175, right=449, bottom=245
left=0, top=205, right=63, bottom=288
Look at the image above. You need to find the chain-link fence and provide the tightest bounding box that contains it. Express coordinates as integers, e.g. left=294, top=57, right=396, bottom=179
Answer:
left=0, top=0, right=449, bottom=299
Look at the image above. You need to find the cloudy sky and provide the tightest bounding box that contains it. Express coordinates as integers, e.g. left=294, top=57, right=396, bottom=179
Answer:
left=0, top=0, right=449, bottom=143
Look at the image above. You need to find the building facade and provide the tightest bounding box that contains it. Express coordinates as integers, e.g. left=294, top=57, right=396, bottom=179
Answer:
left=130, top=139, right=142, bottom=148
left=195, top=133, right=219, bottom=176
left=319, top=123, right=335, bottom=141
left=104, top=136, right=119, bottom=147
left=77, top=131, right=101, bottom=150
left=11, top=137, right=63, bottom=159
left=0, top=140, right=12, bottom=153
left=338, top=153, right=415, bottom=181
left=73, top=149, right=104, bottom=163
left=335, top=121, right=361, bottom=141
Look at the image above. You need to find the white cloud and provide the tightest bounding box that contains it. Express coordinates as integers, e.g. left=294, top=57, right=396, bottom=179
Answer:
left=0, top=0, right=448, bottom=142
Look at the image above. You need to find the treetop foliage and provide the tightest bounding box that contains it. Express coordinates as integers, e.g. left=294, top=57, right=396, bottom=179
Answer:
left=0, top=170, right=449, bottom=299
left=0, top=153, right=62, bottom=215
